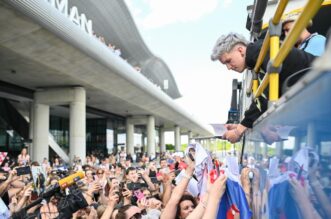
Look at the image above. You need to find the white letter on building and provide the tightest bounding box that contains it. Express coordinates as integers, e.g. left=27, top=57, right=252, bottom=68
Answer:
left=47, top=0, right=68, bottom=17
left=69, top=6, right=80, bottom=25
left=80, top=14, right=93, bottom=36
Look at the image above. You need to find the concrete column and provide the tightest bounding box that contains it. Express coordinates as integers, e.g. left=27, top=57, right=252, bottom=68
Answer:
left=159, top=128, right=165, bottom=153
left=188, top=131, right=193, bottom=144
left=147, top=115, right=156, bottom=157
left=69, top=87, right=86, bottom=162
left=175, top=126, right=181, bottom=151
left=29, top=102, right=34, bottom=157
left=32, top=103, right=49, bottom=163
left=126, top=119, right=134, bottom=155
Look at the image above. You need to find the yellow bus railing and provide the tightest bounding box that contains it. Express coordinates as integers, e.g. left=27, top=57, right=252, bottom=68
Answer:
left=273, top=0, right=324, bottom=67
left=251, top=0, right=288, bottom=95
left=254, top=0, right=324, bottom=100
left=251, top=31, right=269, bottom=94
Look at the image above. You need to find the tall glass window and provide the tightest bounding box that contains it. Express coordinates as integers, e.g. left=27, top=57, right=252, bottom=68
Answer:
left=49, top=116, right=69, bottom=151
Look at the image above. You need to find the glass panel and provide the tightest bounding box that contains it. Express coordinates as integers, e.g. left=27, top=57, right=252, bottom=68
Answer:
left=243, top=72, right=331, bottom=218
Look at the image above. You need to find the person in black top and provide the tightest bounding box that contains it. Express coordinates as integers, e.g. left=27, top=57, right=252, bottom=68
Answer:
left=211, top=32, right=316, bottom=143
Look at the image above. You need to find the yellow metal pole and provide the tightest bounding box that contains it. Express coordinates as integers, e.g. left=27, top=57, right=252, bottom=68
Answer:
left=252, top=0, right=289, bottom=95
left=269, top=36, right=280, bottom=101
left=253, top=32, right=270, bottom=73
left=273, top=0, right=324, bottom=67
left=252, top=79, right=258, bottom=94
left=272, top=0, right=289, bottom=24
left=255, top=75, right=269, bottom=98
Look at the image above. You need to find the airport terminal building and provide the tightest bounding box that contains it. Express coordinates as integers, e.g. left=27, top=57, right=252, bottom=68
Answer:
left=0, top=0, right=213, bottom=163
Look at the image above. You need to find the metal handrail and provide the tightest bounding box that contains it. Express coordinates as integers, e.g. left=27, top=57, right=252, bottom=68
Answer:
left=273, top=0, right=324, bottom=67
left=254, top=0, right=324, bottom=99
left=251, top=0, right=288, bottom=95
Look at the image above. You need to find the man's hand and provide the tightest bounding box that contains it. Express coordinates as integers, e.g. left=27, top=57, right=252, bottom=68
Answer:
left=224, top=124, right=238, bottom=130
left=223, top=129, right=241, bottom=143
left=223, top=124, right=247, bottom=143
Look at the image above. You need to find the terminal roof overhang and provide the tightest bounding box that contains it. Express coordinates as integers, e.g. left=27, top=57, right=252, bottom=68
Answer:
left=0, top=0, right=214, bottom=137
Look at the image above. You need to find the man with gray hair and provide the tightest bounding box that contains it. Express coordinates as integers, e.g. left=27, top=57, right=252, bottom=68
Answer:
left=211, top=32, right=315, bottom=143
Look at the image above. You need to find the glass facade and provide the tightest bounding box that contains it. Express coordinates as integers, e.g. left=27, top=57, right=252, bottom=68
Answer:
left=0, top=117, right=24, bottom=155
left=0, top=97, right=126, bottom=157
left=49, top=116, right=125, bottom=156
left=86, top=119, right=106, bottom=153
left=0, top=98, right=27, bottom=156
left=50, top=116, right=69, bottom=151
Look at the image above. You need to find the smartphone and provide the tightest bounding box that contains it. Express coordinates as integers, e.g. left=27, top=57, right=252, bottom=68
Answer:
left=16, top=166, right=31, bottom=176
left=134, top=190, right=145, bottom=201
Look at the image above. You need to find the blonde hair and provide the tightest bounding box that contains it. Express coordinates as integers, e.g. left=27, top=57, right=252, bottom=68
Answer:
left=211, top=32, right=248, bottom=61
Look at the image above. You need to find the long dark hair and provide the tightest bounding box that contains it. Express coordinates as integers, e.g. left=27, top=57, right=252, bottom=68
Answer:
left=175, top=194, right=197, bottom=219
left=104, top=177, right=116, bottom=196
left=115, top=204, right=133, bottom=219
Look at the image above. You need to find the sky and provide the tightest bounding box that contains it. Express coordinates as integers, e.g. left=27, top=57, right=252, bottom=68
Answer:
left=124, top=0, right=254, bottom=126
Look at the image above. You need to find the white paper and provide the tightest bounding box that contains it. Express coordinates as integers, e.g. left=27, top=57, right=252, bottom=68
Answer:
left=268, top=157, right=280, bottom=178
left=293, top=148, right=309, bottom=171
left=276, top=126, right=295, bottom=140
left=226, top=156, right=239, bottom=176
left=210, top=124, right=227, bottom=137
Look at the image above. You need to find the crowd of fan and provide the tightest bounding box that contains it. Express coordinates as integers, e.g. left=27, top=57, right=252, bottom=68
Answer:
left=0, top=147, right=229, bottom=219
left=2, top=143, right=331, bottom=219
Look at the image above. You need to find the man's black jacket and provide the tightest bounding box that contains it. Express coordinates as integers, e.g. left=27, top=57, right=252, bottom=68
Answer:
left=240, top=40, right=316, bottom=128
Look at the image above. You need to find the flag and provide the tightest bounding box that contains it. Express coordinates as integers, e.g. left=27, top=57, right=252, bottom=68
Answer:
left=0, top=152, right=8, bottom=165
left=217, top=175, right=252, bottom=219
left=268, top=174, right=302, bottom=219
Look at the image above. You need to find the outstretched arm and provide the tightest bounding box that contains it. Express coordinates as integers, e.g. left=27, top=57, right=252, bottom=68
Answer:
left=161, top=158, right=195, bottom=219
left=202, top=174, right=227, bottom=219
